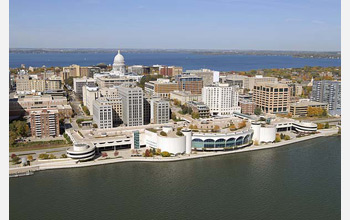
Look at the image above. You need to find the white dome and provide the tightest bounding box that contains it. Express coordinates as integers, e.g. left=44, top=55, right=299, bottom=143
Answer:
left=114, top=50, right=125, bottom=64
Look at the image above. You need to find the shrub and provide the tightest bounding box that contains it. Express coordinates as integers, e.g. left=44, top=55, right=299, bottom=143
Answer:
left=101, top=152, right=108, bottom=157
left=238, top=121, right=247, bottom=129
left=156, top=148, right=162, bottom=155
left=93, top=124, right=98, bottom=128
left=27, top=155, right=33, bottom=161
left=317, top=123, right=325, bottom=129
left=284, top=135, right=291, bottom=140
left=229, top=124, right=236, bottom=131
left=176, top=131, right=184, bottom=136
left=11, top=156, right=20, bottom=165
left=38, top=153, right=49, bottom=159
left=254, top=140, right=259, bottom=146
left=160, top=131, right=167, bottom=136
left=275, top=134, right=281, bottom=142
left=61, top=154, right=67, bottom=158
left=48, top=154, right=56, bottom=159
left=161, top=151, right=171, bottom=157
left=114, top=151, right=119, bottom=157
left=10, top=154, right=17, bottom=159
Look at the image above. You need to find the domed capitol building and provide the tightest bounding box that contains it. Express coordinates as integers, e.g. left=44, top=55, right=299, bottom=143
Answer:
left=111, top=50, right=126, bottom=76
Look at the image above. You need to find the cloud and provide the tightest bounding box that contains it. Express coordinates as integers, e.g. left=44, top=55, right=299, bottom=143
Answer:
left=285, top=18, right=303, bottom=22
left=312, top=20, right=325, bottom=24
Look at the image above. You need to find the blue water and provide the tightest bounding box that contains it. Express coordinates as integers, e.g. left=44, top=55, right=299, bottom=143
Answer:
left=9, top=52, right=341, bottom=71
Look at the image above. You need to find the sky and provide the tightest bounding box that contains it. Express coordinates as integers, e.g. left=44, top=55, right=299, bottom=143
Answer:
left=9, top=0, right=341, bottom=51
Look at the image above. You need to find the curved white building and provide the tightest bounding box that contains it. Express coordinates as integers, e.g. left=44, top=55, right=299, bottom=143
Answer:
left=251, top=122, right=276, bottom=143
left=112, top=50, right=126, bottom=75
left=66, top=143, right=96, bottom=161
left=292, top=122, right=317, bottom=133
left=145, top=127, right=186, bottom=154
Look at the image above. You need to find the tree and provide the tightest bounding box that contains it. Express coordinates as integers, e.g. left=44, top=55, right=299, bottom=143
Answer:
left=160, top=131, right=167, bottom=136
left=92, top=123, right=98, bottom=128
left=61, top=154, right=67, bottom=158
left=156, top=148, right=162, bottom=155
left=229, top=124, right=236, bottom=131
left=254, top=107, right=262, bottom=116
left=101, top=152, right=108, bottom=157
left=27, top=155, right=33, bottom=161
left=317, top=123, right=325, bottom=129
left=307, top=107, right=324, bottom=117
left=213, top=125, right=220, bottom=132
left=173, top=99, right=181, bottom=106
left=284, top=135, right=291, bottom=140
left=9, top=131, right=17, bottom=146
left=322, top=109, right=328, bottom=117
left=325, top=122, right=329, bottom=129
left=191, top=112, right=200, bottom=119
left=11, top=156, right=20, bottom=165
left=114, top=151, right=119, bottom=157
left=275, top=134, right=281, bottom=142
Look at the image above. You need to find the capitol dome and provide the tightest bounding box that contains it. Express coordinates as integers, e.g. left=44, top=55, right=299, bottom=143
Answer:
left=114, top=50, right=125, bottom=64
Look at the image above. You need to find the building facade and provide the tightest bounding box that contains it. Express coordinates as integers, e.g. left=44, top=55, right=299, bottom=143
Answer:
left=30, top=109, right=60, bottom=138
left=117, top=84, right=144, bottom=126
left=202, top=83, right=241, bottom=116
left=92, top=99, right=113, bottom=129
left=177, top=75, right=203, bottom=95
left=290, top=100, right=329, bottom=117
left=253, top=83, right=290, bottom=114
left=153, top=100, right=170, bottom=124
left=311, top=80, right=341, bottom=115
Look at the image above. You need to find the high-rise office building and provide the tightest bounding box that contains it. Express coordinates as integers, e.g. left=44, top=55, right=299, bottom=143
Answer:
left=152, top=99, right=170, bottom=124
left=73, top=77, right=96, bottom=99
left=117, top=84, right=144, bottom=126
left=253, top=83, right=290, bottom=114
left=311, top=80, right=341, bottom=115
left=93, top=99, right=113, bottom=129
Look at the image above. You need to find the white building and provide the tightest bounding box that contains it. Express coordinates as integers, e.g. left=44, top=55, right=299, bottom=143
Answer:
left=202, top=83, right=241, bottom=116
left=82, top=85, right=99, bottom=114
left=153, top=99, right=170, bottom=124
left=93, top=99, right=113, bottom=129
left=117, top=84, right=144, bottom=126
left=112, top=50, right=126, bottom=76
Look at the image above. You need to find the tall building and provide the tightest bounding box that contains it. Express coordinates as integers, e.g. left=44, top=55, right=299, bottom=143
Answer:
left=202, top=83, right=241, bottom=116
left=117, top=84, right=144, bottom=126
left=253, top=83, right=290, bottom=114
left=153, top=100, right=170, bottom=124
left=177, top=75, right=203, bottom=95
left=82, top=85, right=99, bottom=114
left=93, top=99, right=113, bottom=129
left=73, top=77, right=96, bottom=99
left=248, top=75, right=278, bottom=90
left=30, top=109, right=60, bottom=138
left=311, top=80, right=341, bottom=115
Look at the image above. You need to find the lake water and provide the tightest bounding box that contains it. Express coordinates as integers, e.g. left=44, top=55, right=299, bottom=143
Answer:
left=10, top=136, right=340, bottom=220
left=9, top=52, right=341, bottom=71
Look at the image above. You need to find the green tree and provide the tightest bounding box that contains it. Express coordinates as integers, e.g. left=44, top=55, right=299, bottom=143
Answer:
left=325, top=122, right=329, bottom=129
left=191, top=112, right=200, bottom=119
left=254, top=107, right=262, bottom=116
left=275, top=134, right=281, bottom=142
left=171, top=112, right=177, bottom=121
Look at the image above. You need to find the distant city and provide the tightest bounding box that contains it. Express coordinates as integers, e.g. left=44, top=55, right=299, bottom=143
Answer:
left=9, top=49, right=341, bottom=172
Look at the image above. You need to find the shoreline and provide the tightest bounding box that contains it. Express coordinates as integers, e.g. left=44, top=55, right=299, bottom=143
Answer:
left=9, top=128, right=339, bottom=175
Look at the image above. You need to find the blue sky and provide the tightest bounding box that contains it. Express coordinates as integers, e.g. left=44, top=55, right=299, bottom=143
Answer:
left=9, top=0, right=340, bottom=51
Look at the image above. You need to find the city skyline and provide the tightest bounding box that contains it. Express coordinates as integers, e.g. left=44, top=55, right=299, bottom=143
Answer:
left=10, top=0, right=340, bottom=51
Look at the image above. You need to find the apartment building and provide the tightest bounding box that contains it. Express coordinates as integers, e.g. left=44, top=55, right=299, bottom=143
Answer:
left=30, top=109, right=60, bottom=138
left=311, top=80, right=341, bottom=115
left=202, top=83, right=241, bottom=116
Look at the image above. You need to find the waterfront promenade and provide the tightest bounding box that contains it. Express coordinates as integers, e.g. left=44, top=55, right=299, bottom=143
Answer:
left=9, top=128, right=339, bottom=175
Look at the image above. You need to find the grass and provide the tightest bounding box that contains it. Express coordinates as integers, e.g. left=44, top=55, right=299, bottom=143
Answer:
left=9, top=140, right=70, bottom=152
